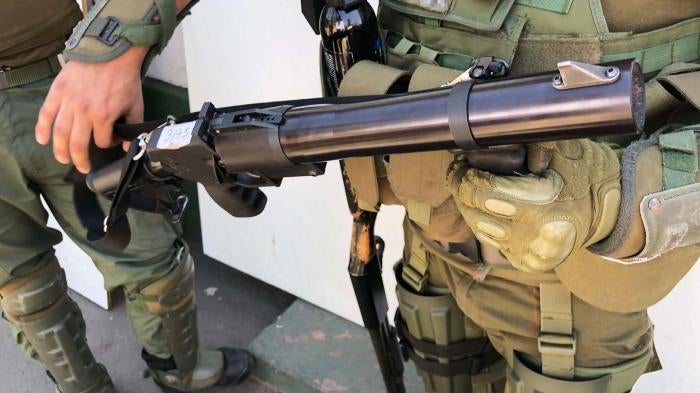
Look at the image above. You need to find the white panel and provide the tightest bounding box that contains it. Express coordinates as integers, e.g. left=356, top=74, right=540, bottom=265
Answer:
left=42, top=199, right=109, bottom=310
left=633, top=261, right=700, bottom=392
left=184, top=0, right=396, bottom=324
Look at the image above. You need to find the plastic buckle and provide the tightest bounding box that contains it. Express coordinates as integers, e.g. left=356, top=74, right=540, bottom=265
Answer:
left=537, top=332, right=577, bottom=357
left=401, top=263, right=427, bottom=293
left=98, top=16, right=121, bottom=46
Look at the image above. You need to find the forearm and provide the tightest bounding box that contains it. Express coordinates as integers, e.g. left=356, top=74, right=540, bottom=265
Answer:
left=36, top=0, right=200, bottom=173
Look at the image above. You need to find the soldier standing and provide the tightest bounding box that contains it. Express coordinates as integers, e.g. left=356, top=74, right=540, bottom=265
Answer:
left=336, top=1, right=700, bottom=392
left=1, top=1, right=253, bottom=392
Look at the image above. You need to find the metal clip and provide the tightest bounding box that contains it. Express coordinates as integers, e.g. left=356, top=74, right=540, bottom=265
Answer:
left=132, top=133, right=151, bottom=161
left=131, top=115, right=173, bottom=160
left=444, top=57, right=510, bottom=86
left=552, top=61, right=620, bottom=90
left=169, top=194, right=189, bottom=224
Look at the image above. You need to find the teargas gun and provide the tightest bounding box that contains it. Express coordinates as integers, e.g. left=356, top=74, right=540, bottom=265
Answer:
left=87, top=59, right=644, bottom=226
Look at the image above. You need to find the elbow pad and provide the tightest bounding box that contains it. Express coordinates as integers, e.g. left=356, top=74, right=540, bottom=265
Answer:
left=63, top=0, right=178, bottom=63
left=589, top=126, right=700, bottom=262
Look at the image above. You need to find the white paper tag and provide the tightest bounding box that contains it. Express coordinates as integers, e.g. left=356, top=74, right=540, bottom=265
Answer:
left=157, top=121, right=196, bottom=150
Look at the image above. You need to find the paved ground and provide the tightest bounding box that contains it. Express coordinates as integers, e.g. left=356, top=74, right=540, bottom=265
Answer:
left=0, top=240, right=295, bottom=393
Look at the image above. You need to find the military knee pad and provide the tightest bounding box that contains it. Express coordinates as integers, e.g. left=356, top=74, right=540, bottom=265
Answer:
left=395, top=264, right=505, bottom=393
left=136, top=252, right=224, bottom=391
left=0, top=259, right=114, bottom=393
left=506, top=349, right=652, bottom=393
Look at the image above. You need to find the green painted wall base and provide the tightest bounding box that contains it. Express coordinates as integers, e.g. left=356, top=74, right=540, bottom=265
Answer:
left=250, top=299, right=424, bottom=393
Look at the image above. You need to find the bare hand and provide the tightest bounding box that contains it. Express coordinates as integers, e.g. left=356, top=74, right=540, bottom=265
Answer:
left=35, top=46, right=149, bottom=173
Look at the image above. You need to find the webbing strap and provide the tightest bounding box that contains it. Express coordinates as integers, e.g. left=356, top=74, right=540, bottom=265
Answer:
left=406, top=346, right=503, bottom=377
left=154, top=0, right=177, bottom=51
left=538, top=282, right=575, bottom=380
left=602, top=18, right=700, bottom=75
left=85, top=17, right=162, bottom=47
left=515, top=0, right=573, bottom=14
left=386, top=31, right=475, bottom=71
left=405, top=220, right=490, bottom=280
left=0, top=57, right=61, bottom=91
left=395, top=314, right=491, bottom=359
left=659, top=128, right=699, bottom=190
left=402, top=234, right=430, bottom=292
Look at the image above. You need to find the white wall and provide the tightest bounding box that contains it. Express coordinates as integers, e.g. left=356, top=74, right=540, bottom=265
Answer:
left=182, top=1, right=699, bottom=391
left=184, top=0, right=406, bottom=326
left=148, top=25, right=188, bottom=88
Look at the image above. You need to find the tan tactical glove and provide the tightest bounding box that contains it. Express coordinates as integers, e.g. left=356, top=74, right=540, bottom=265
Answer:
left=448, top=139, right=622, bottom=272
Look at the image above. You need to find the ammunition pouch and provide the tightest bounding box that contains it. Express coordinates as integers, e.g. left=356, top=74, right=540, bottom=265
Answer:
left=0, top=258, right=114, bottom=393
left=136, top=249, right=224, bottom=390
left=395, top=263, right=505, bottom=393
left=506, top=349, right=652, bottom=393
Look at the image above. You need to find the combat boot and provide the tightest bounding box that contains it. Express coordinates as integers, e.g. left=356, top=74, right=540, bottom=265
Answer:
left=133, top=252, right=255, bottom=392
left=0, top=258, right=116, bottom=393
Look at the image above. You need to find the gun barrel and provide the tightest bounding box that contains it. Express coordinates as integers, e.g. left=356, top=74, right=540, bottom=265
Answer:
left=280, top=88, right=457, bottom=162
left=468, top=60, right=644, bottom=145
left=87, top=60, right=644, bottom=200
left=278, top=60, right=644, bottom=163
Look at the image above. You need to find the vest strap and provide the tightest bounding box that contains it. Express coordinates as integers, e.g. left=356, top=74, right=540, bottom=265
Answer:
left=538, top=282, right=576, bottom=380
left=602, top=18, right=700, bottom=75
left=515, top=0, right=573, bottom=14
left=659, top=128, right=699, bottom=190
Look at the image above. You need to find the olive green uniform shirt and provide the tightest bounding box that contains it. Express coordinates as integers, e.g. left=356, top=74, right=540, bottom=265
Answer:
left=0, top=0, right=82, bottom=67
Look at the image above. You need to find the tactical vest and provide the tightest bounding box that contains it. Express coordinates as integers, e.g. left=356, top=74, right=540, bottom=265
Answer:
left=342, top=0, right=700, bottom=292
left=345, top=0, right=700, bottom=240
left=0, top=0, right=82, bottom=67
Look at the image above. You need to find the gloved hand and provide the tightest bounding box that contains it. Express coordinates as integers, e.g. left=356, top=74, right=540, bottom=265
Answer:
left=448, top=139, right=622, bottom=272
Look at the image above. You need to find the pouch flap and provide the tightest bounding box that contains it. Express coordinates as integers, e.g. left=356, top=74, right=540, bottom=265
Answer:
left=344, top=157, right=381, bottom=211
left=387, top=151, right=455, bottom=208
left=381, top=0, right=516, bottom=32
left=338, top=61, right=412, bottom=211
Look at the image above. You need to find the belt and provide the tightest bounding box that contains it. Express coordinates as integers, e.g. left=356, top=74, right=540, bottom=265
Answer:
left=0, top=56, right=62, bottom=91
